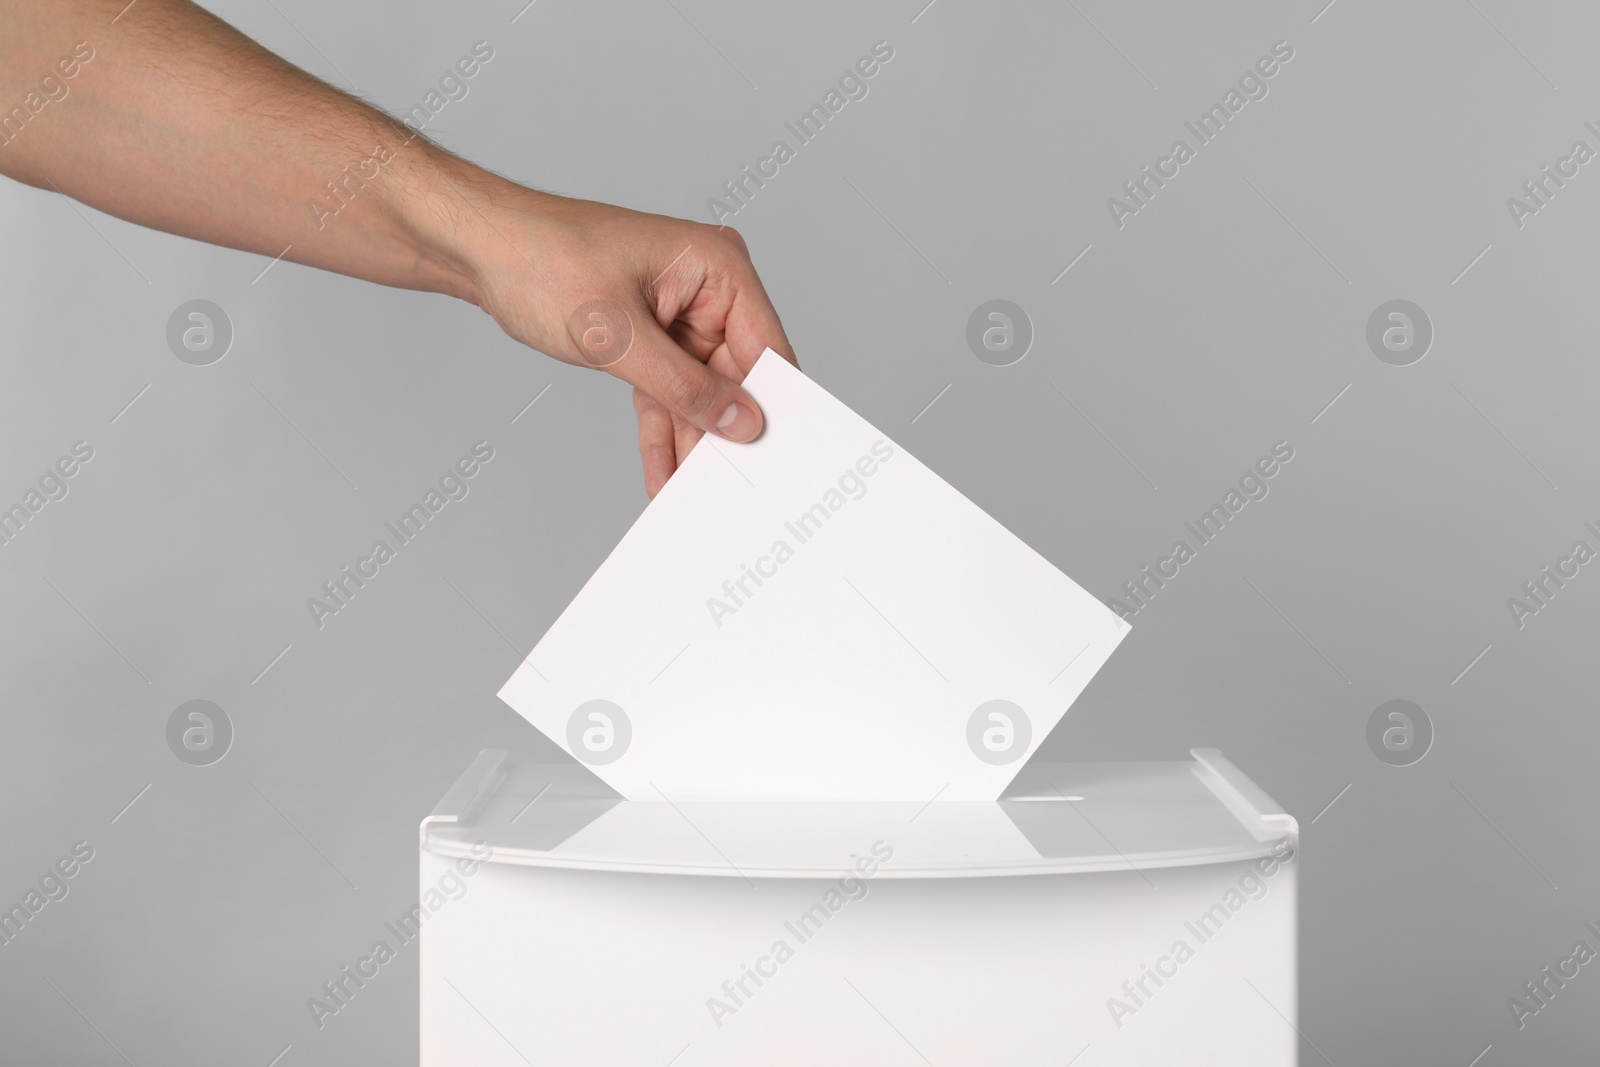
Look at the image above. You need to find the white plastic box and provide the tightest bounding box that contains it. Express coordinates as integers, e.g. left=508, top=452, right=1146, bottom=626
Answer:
left=419, top=749, right=1297, bottom=1066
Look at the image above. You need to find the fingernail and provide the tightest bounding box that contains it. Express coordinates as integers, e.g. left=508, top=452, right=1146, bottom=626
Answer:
left=715, top=400, right=760, bottom=442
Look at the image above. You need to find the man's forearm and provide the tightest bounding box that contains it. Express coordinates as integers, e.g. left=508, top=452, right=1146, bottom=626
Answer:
left=2, top=0, right=796, bottom=493
left=0, top=0, right=501, bottom=301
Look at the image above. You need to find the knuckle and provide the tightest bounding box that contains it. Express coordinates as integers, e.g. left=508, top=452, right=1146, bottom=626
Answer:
left=716, top=225, right=749, bottom=253
left=659, top=363, right=717, bottom=419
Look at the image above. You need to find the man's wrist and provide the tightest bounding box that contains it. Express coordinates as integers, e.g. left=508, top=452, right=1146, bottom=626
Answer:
left=400, top=148, right=546, bottom=308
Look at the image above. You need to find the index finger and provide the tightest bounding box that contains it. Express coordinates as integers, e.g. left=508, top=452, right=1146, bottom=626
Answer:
left=717, top=243, right=796, bottom=376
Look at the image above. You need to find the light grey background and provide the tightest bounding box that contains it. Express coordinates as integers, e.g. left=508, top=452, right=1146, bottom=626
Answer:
left=2, top=0, right=1597, bottom=1063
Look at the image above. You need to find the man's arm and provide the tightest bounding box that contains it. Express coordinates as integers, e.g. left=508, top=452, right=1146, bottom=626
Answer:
left=0, top=0, right=793, bottom=496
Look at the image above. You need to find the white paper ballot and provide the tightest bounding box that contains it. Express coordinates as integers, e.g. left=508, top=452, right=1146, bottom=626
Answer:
left=498, top=350, right=1129, bottom=801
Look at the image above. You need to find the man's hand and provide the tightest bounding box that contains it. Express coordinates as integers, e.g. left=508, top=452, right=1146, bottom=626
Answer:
left=455, top=190, right=795, bottom=498
left=0, top=0, right=793, bottom=497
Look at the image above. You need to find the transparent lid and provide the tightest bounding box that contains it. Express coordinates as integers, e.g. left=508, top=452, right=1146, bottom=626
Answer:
left=420, top=748, right=1296, bottom=880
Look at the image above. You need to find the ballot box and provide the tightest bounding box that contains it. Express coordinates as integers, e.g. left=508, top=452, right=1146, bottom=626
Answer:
left=419, top=748, right=1298, bottom=1066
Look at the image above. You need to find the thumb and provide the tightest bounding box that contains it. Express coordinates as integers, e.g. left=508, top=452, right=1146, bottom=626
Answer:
left=575, top=300, right=764, bottom=443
